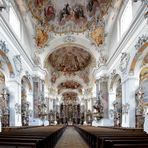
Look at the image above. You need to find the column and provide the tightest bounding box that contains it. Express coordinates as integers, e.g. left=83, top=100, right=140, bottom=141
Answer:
left=108, top=91, right=115, bottom=119
left=49, top=98, right=53, bottom=111
left=99, top=76, right=109, bottom=118
left=121, top=76, right=139, bottom=127
left=6, top=78, right=22, bottom=126
left=84, top=99, right=87, bottom=124
left=27, top=91, right=33, bottom=124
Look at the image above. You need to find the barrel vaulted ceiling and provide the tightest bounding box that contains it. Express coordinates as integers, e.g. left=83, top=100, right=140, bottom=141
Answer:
left=15, top=0, right=123, bottom=103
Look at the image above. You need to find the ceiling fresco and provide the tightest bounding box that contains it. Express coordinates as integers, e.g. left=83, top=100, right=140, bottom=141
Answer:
left=58, top=81, right=81, bottom=89
left=48, top=46, right=91, bottom=72
left=13, top=0, right=123, bottom=104
left=28, top=0, right=112, bottom=33
left=58, top=81, right=82, bottom=94
left=26, top=0, right=113, bottom=48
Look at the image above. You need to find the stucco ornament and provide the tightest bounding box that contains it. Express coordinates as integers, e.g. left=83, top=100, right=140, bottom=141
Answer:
left=35, top=28, right=48, bottom=48
left=135, top=35, right=148, bottom=50
left=63, top=36, right=76, bottom=42
left=15, top=103, right=21, bottom=114
left=13, top=55, right=22, bottom=76
left=119, top=52, right=130, bottom=73
left=0, top=40, right=9, bottom=53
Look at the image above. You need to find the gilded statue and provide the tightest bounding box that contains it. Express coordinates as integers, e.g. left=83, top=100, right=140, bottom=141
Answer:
left=35, top=28, right=48, bottom=48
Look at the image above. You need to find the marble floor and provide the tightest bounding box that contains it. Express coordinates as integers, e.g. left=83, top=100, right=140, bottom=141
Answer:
left=55, top=127, right=89, bottom=148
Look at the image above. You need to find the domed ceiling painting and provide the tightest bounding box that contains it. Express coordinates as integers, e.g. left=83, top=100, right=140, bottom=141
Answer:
left=58, top=81, right=81, bottom=89
left=58, top=81, right=82, bottom=94
left=14, top=0, right=122, bottom=104
left=25, top=0, right=119, bottom=48
left=48, top=46, right=91, bottom=72
left=28, top=0, right=112, bottom=34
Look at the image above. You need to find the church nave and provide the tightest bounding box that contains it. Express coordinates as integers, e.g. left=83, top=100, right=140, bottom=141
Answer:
left=55, top=127, right=88, bottom=148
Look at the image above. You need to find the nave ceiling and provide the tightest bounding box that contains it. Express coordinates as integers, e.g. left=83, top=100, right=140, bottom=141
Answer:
left=14, top=0, right=123, bottom=103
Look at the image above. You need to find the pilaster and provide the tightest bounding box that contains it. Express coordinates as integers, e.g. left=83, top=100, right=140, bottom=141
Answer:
left=121, top=76, right=139, bottom=127
left=6, top=78, right=22, bottom=126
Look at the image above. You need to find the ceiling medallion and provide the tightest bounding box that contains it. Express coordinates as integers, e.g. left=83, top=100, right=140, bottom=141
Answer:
left=48, top=46, right=91, bottom=72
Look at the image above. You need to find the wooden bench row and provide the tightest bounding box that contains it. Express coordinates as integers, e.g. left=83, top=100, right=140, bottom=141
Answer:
left=0, top=125, right=66, bottom=148
left=74, top=125, right=148, bottom=148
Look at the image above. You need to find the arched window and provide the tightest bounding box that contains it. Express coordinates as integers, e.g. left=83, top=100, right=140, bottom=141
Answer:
left=9, top=7, right=21, bottom=39
left=120, top=0, right=132, bottom=38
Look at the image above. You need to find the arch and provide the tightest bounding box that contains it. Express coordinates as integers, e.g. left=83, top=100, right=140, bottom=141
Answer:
left=109, top=74, right=122, bottom=127
left=110, top=74, right=121, bottom=90
left=129, top=42, right=148, bottom=73
left=0, top=50, right=14, bottom=76
left=55, top=75, right=87, bottom=88
left=21, top=76, right=32, bottom=91
left=0, top=71, right=5, bottom=91
left=140, top=67, right=148, bottom=82
left=0, top=71, right=10, bottom=127
left=43, top=43, right=97, bottom=68
left=139, top=67, right=148, bottom=104
left=59, top=89, right=81, bottom=96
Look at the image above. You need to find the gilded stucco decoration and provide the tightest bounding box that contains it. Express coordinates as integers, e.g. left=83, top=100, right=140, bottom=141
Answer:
left=91, top=27, right=105, bottom=46
left=140, top=67, right=148, bottom=81
left=142, top=53, right=148, bottom=66
left=35, top=28, right=49, bottom=48
left=27, top=0, right=113, bottom=47
left=130, top=36, right=148, bottom=73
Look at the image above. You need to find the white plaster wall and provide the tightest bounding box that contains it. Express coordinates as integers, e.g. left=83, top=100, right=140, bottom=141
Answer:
left=108, top=0, right=145, bottom=59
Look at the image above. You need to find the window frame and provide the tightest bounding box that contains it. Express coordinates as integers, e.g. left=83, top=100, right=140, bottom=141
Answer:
left=9, top=6, right=21, bottom=39
left=117, top=0, right=133, bottom=41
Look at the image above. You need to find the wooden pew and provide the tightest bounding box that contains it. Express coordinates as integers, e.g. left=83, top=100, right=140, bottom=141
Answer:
left=0, top=125, right=66, bottom=148
left=75, top=125, right=148, bottom=148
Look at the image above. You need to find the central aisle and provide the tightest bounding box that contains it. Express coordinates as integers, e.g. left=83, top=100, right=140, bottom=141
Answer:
left=55, top=126, right=89, bottom=148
